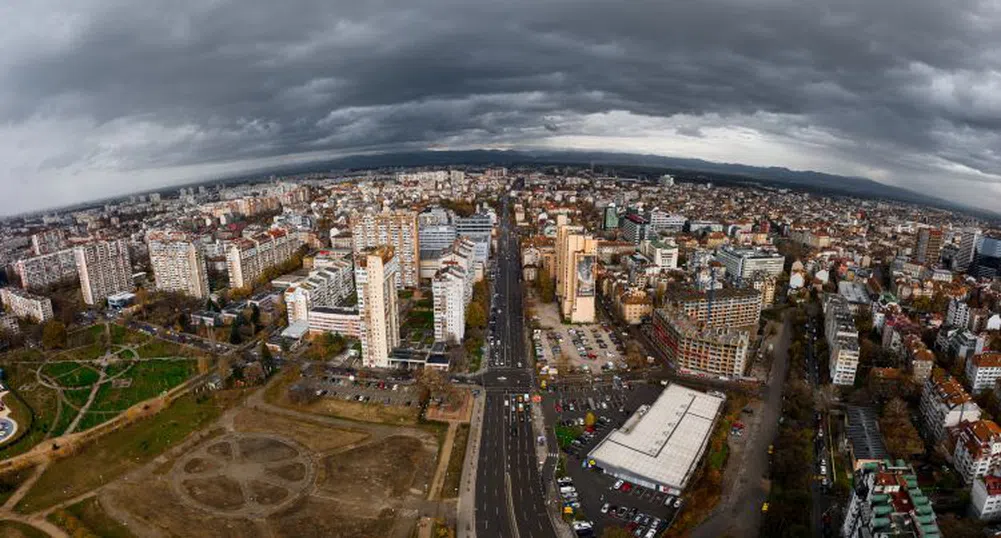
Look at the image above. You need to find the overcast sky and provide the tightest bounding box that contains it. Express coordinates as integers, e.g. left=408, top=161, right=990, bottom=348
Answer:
left=4, top=0, right=1001, bottom=215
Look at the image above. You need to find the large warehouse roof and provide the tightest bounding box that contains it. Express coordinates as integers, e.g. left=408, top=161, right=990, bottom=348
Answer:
left=588, top=384, right=724, bottom=491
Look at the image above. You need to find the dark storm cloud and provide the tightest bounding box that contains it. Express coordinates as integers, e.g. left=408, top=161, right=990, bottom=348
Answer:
left=3, top=0, right=1001, bottom=212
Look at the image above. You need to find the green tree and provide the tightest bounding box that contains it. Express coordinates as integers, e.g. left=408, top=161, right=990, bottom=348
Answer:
left=260, top=342, right=275, bottom=373
left=250, top=304, right=261, bottom=333
left=41, top=320, right=67, bottom=350
left=880, top=397, right=924, bottom=458
left=465, top=302, right=487, bottom=330
left=537, top=270, right=555, bottom=303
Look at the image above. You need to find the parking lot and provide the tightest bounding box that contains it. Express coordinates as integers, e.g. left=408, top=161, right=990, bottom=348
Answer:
left=297, top=370, right=418, bottom=407
left=532, top=304, right=627, bottom=374
left=544, top=381, right=680, bottom=536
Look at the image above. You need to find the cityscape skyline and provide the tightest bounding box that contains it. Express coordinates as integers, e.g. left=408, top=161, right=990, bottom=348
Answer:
left=5, top=1, right=1001, bottom=215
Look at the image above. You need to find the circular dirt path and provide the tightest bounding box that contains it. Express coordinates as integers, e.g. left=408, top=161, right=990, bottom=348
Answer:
left=170, top=432, right=316, bottom=519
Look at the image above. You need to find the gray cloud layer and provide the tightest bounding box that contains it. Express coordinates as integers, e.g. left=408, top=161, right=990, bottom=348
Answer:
left=3, top=0, right=1001, bottom=214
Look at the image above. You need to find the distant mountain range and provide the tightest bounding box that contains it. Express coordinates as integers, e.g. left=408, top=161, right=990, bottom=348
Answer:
left=259, top=148, right=993, bottom=219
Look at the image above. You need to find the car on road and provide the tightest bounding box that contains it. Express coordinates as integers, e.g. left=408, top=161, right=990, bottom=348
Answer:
left=601, top=503, right=610, bottom=514
left=761, top=502, right=769, bottom=512
left=613, top=479, right=624, bottom=490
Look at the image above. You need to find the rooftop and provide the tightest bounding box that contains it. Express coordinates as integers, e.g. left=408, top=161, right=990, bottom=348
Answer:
left=588, top=384, right=724, bottom=491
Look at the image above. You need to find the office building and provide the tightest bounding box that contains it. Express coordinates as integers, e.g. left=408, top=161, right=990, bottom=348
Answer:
left=920, top=372, right=981, bottom=441
left=14, top=249, right=78, bottom=290
left=603, top=204, right=619, bottom=230
left=0, top=287, right=54, bottom=322
left=841, top=460, right=939, bottom=538
left=971, top=236, right=1001, bottom=279
left=650, top=306, right=750, bottom=377
left=955, top=228, right=982, bottom=272
left=355, top=247, right=400, bottom=368
left=621, top=214, right=650, bottom=244
left=30, top=229, right=66, bottom=256
left=555, top=224, right=598, bottom=323
left=225, top=230, right=301, bottom=289
left=147, top=231, right=210, bottom=299
left=950, top=419, right=1001, bottom=484
left=419, top=223, right=457, bottom=252
left=351, top=209, right=419, bottom=288
left=432, top=265, right=467, bottom=343
left=587, top=384, right=723, bottom=495
left=913, top=226, right=944, bottom=265
left=824, top=294, right=861, bottom=386
left=966, top=353, right=1001, bottom=394
left=74, top=240, right=133, bottom=306
left=715, top=246, right=784, bottom=282
left=667, top=287, right=761, bottom=330
left=639, top=239, right=679, bottom=270
left=454, top=214, right=493, bottom=264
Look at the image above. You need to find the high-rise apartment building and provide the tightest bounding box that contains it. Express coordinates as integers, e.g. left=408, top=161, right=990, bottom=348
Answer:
left=30, top=229, right=67, bottom=256
left=454, top=214, right=493, bottom=264
left=432, top=265, right=467, bottom=343
left=666, top=287, right=762, bottom=330
left=621, top=214, right=650, bottom=244
left=913, top=226, right=944, bottom=265
left=14, top=249, right=79, bottom=290
left=555, top=224, right=598, bottom=323
left=225, top=230, right=301, bottom=289
left=824, top=294, right=860, bottom=386
left=920, top=371, right=981, bottom=441
left=0, top=287, right=54, bottom=322
left=351, top=209, right=419, bottom=289
left=602, top=204, right=619, bottom=230
left=650, top=306, right=750, bottom=377
left=147, top=231, right=210, bottom=299
left=75, top=240, right=134, bottom=306
left=355, top=247, right=400, bottom=368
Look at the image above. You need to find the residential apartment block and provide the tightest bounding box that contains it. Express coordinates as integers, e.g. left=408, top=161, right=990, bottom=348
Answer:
left=555, top=224, right=598, bottom=323
left=432, top=265, right=467, bottom=343
left=351, top=209, right=419, bottom=289
left=920, top=372, right=982, bottom=442
left=650, top=306, right=750, bottom=377
left=972, top=474, right=1001, bottom=521
left=0, top=287, right=54, bottom=322
left=284, top=260, right=355, bottom=324
left=355, top=247, right=400, bottom=368
left=225, top=230, right=301, bottom=289
left=14, top=249, right=78, bottom=290
left=950, top=419, right=1001, bottom=484
left=667, top=287, right=762, bottom=330
left=841, top=460, right=939, bottom=538
left=715, top=246, right=784, bottom=282
left=824, top=294, right=861, bottom=386
left=147, top=231, right=210, bottom=299
left=966, top=353, right=1001, bottom=394
left=74, top=240, right=134, bottom=306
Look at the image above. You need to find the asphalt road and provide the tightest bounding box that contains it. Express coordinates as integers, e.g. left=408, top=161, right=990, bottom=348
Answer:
left=692, top=313, right=792, bottom=538
left=475, top=197, right=557, bottom=538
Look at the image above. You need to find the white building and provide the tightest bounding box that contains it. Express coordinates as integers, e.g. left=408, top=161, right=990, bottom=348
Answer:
left=0, top=287, right=54, bottom=322
left=715, top=246, right=784, bottom=282
left=947, top=298, right=971, bottom=328
left=355, top=247, right=400, bottom=368
left=225, top=230, right=301, bottom=289
left=351, top=209, right=419, bottom=289
left=14, top=249, right=79, bottom=290
left=432, top=265, right=467, bottom=343
left=147, top=231, right=210, bottom=299
left=951, top=419, right=1001, bottom=484
left=587, top=384, right=724, bottom=495
left=824, top=294, right=860, bottom=386
left=284, top=261, right=355, bottom=324
left=920, top=373, right=982, bottom=441
left=639, top=238, right=679, bottom=270
left=75, top=240, right=134, bottom=306
left=966, top=353, right=1001, bottom=393
left=972, top=475, right=1001, bottom=521
left=306, top=306, right=361, bottom=339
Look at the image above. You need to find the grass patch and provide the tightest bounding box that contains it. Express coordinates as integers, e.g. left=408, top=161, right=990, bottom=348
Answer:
left=0, top=466, right=36, bottom=507
left=62, top=387, right=93, bottom=411
left=87, top=360, right=196, bottom=414
left=51, top=497, right=136, bottom=538
left=0, top=520, right=48, bottom=538
left=41, top=363, right=100, bottom=388
left=555, top=425, right=583, bottom=450
left=103, top=361, right=135, bottom=379
left=135, top=339, right=193, bottom=359
left=109, top=324, right=148, bottom=346
left=0, top=365, right=60, bottom=459
left=15, top=393, right=226, bottom=513
left=440, top=424, right=470, bottom=499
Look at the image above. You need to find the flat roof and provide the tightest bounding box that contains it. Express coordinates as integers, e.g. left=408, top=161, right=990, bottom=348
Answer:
left=845, top=406, right=889, bottom=461
left=588, top=384, right=724, bottom=491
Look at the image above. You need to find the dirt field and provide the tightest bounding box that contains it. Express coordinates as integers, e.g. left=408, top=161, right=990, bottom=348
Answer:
left=265, top=369, right=421, bottom=425
left=89, top=403, right=440, bottom=538
left=232, top=408, right=370, bottom=452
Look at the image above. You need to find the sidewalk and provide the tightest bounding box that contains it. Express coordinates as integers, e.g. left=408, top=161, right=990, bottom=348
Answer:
left=457, top=390, right=485, bottom=538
